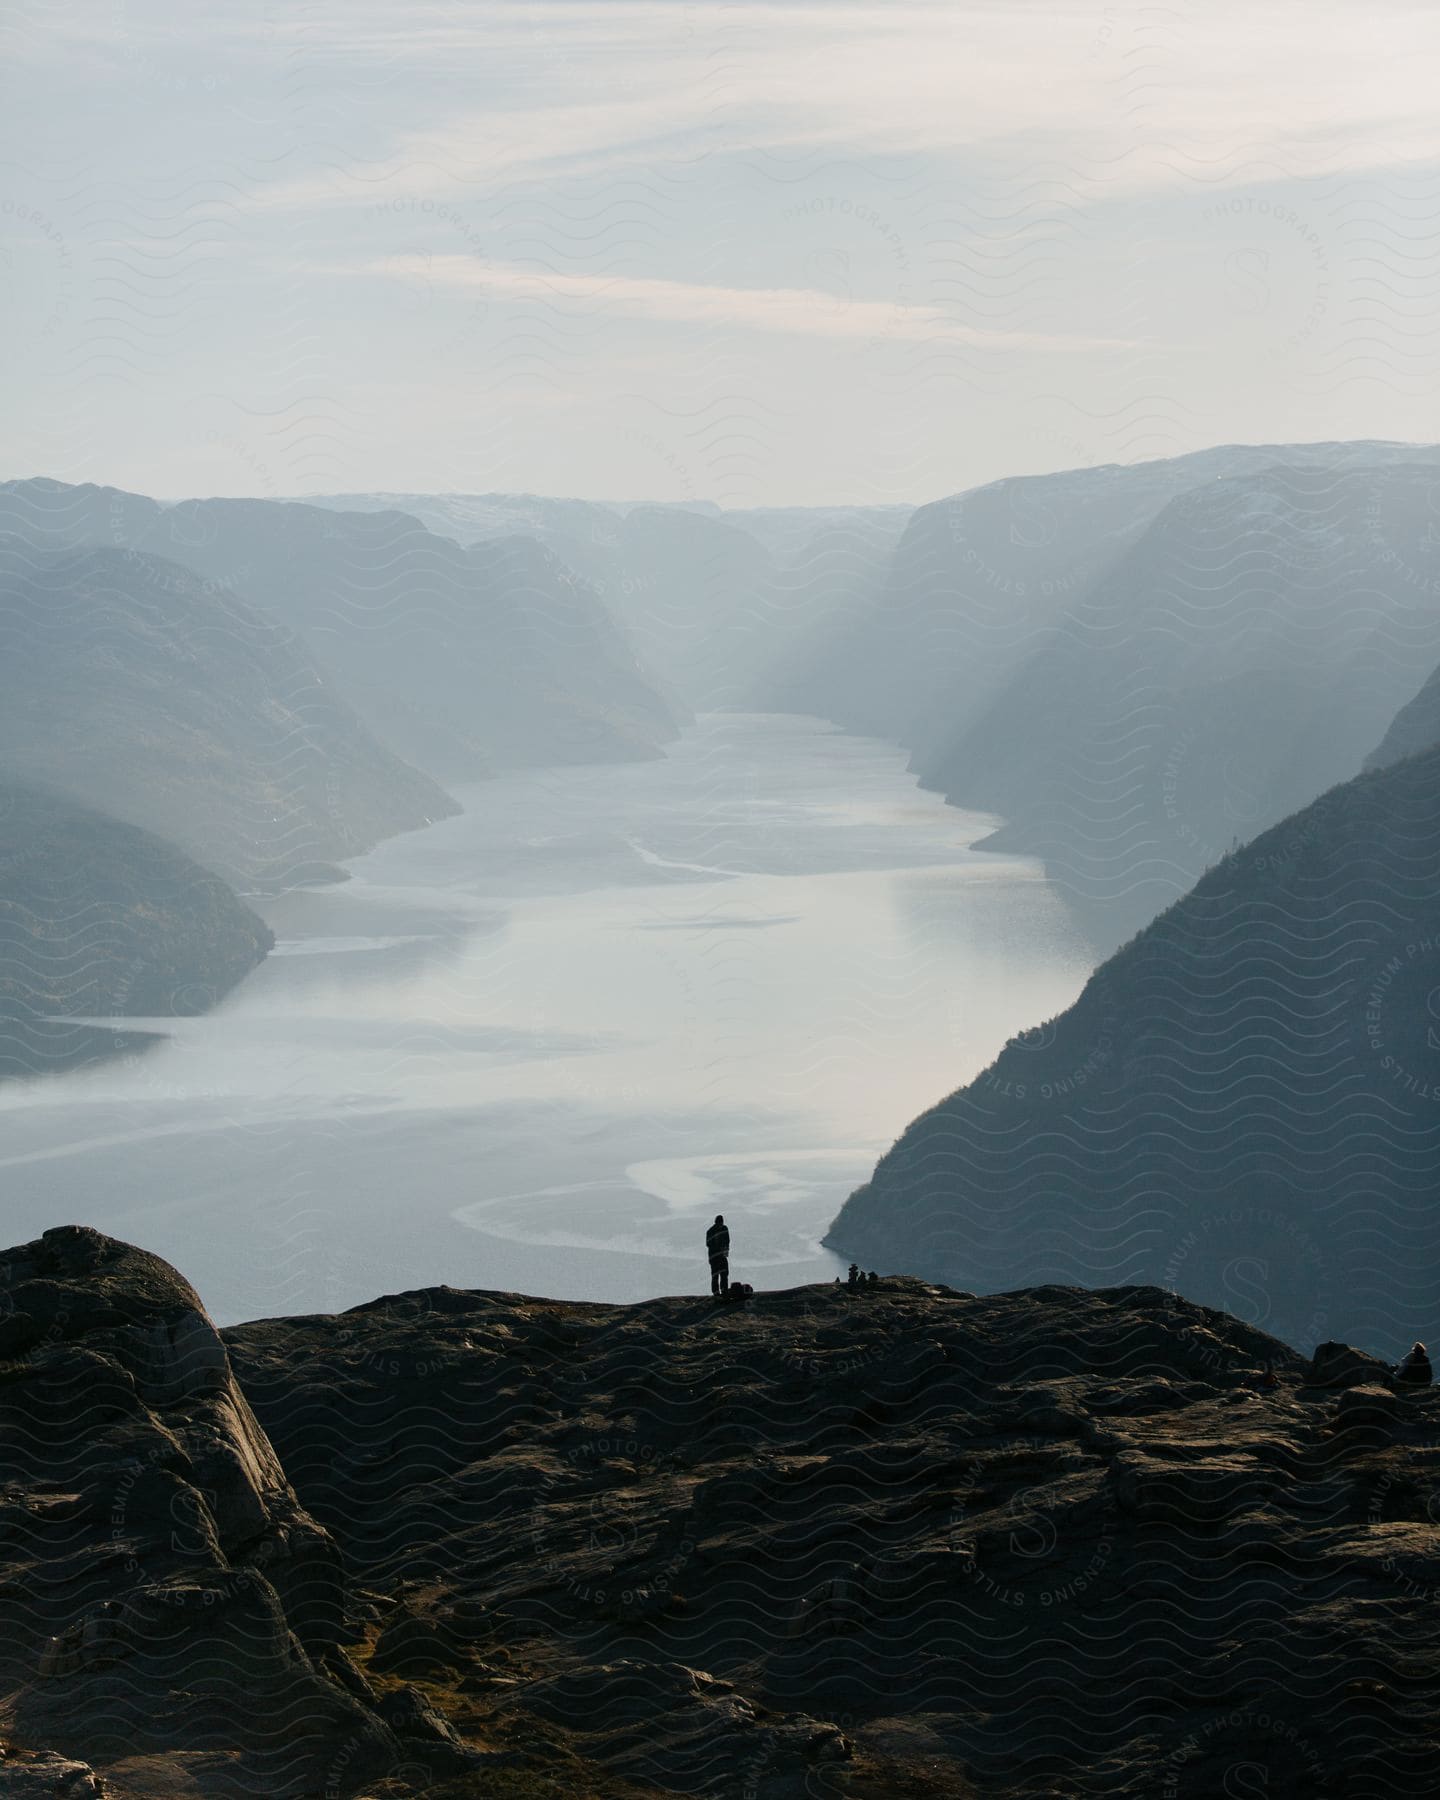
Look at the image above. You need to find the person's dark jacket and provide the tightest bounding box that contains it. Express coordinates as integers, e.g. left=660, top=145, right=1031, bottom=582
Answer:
left=706, top=1222, right=730, bottom=1262
left=1398, top=1347, right=1433, bottom=1386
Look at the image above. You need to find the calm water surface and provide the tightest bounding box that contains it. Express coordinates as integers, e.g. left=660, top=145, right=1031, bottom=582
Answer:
left=0, top=715, right=1095, bottom=1324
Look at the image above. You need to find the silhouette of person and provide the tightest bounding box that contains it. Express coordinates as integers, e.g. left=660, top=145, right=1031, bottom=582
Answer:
left=706, top=1214, right=730, bottom=1297
left=1397, top=1341, right=1433, bottom=1386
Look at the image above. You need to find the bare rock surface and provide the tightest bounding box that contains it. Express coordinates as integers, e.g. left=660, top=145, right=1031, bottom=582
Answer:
left=0, top=1227, right=400, bottom=1799
left=0, top=1744, right=106, bottom=1795
left=225, top=1269, right=1440, bottom=1798
left=6, top=1227, right=1438, bottom=1797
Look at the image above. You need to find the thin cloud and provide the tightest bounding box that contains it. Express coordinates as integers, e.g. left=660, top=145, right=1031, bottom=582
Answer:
left=362, top=255, right=1140, bottom=349
left=232, top=1, right=1440, bottom=210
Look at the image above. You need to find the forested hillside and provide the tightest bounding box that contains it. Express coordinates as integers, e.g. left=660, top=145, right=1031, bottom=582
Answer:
left=828, top=732, right=1440, bottom=1355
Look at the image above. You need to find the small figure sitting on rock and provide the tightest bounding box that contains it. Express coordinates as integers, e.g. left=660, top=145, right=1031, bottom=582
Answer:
left=1396, top=1341, right=1433, bottom=1386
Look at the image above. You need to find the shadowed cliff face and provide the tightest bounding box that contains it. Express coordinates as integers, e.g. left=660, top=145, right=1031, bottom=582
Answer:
left=0, top=1227, right=400, bottom=1799
left=827, top=739, right=1440, bottom=1359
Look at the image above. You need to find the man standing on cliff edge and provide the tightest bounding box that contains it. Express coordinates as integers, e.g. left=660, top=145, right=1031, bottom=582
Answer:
left=706, top=1214, right=730, bottom=1297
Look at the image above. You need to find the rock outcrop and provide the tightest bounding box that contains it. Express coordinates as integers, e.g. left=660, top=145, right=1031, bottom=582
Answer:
left=0, top=1745, right=107, bottom=1795
left=8, top=1227, right=1439, bottom=1796
left=226, top=1268, right=1440, bottom=1798
left=0, top=1227, right=400, bottom=1799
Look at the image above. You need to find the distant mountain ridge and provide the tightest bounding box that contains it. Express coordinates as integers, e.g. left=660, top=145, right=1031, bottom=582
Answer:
left=935, top=460, right=1440, bottom=945
left=775, top=440, right=1440, bottom=737
left=309, top=488, right=909, bottom=555
left=0, top=479, right=682, bottom=780
left=0, top=539, right=456, bottom=889
left=770, top=439, right=1440, bottom=948
left=310, top=489, right=913, bottom=711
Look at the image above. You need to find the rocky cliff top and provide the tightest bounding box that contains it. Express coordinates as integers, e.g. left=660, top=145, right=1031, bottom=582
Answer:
left=3, top=1228, right=1437, bottom=1798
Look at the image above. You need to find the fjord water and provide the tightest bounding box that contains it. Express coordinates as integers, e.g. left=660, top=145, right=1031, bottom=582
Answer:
left=0, top=716, right=1094, bottom=1325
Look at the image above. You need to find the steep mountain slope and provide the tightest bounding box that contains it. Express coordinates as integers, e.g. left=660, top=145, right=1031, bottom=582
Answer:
left=156, top=500, right=681, bottom=777
left=526, top=504, right=783, bottom=708
left=774, top=441, right=1440, bottom=759
left=310, top=490, right=908, bottom=564
left=0, top=480, right=680, bottom=779
left=0, top=542, right=456, bottom=889
left=827, top=735, right=1440, bottom=1358
left=0, top=783, right=272, bottom=1077
left=749, top=514, right=913, bottom=707
left=313, top=491, right=911, bottom=712
left=929, top=462, right=1440, bottom=947
left=311, top=488, right=633, bottom=547
left=1368, top=654, right=1440, bottom=769
left=539, top=506, right=916, bottom=710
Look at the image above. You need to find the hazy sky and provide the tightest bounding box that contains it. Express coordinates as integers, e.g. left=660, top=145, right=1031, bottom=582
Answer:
left=6, top=1, right=1440, bottom=505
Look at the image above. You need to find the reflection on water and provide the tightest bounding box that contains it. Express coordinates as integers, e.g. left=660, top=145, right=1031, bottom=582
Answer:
left=0, top=715, right=1096, bottom=1324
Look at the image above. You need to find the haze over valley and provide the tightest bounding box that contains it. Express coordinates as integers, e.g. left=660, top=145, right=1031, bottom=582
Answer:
left=0, top=704, right=1094, bottom=1325
left=4, top=448, right=1440, bottom=1355
left=8, top=7, right=1440, bottom=1792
